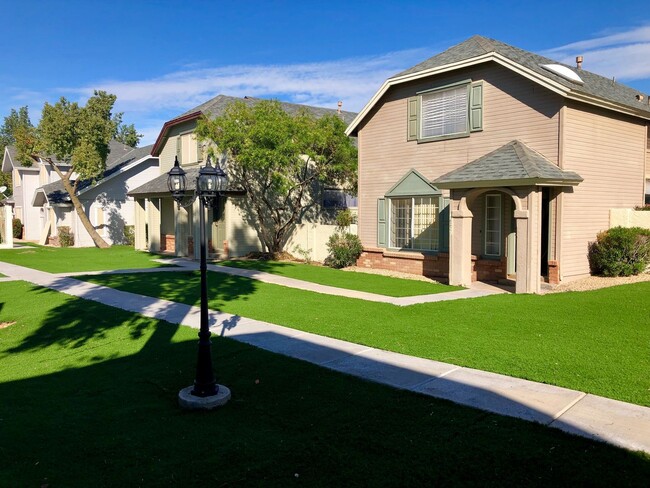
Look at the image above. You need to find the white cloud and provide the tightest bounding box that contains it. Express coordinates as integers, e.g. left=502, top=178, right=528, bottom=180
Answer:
left=59, top=48, right=431, bottom=143
left=542, top=25, right=650, bottom=81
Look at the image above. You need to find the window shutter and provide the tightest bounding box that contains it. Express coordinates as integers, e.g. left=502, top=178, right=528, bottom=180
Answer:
left=176, top=136, right=182, bottom=162
left=196, top=136, right=202, bottom=162
left=377, top=198, right=387, bottom=247
left=407, top=96, right=419, bottom=141
left=469, top=83, right=483, bottom=132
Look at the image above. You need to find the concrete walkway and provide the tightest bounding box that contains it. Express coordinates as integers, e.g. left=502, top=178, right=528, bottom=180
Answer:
left=60, top=258, right=505, bottom=305
left=1, top=260, right=649, bottom=455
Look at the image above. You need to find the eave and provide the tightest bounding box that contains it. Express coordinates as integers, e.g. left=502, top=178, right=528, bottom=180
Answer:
left=151, top=111, right=202, bottom=156
left=345, top=52, right=650, bottom=136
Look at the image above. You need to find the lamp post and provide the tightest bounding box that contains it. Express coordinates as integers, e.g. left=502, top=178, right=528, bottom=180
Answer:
left=168, top=155, right=231, bottom=410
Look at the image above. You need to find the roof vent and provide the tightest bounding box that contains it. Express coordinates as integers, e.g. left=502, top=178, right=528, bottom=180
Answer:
left=576, top=56, right=583, bottom=69
left=540, top=64, right=584, bottom=84
left=635, top=94, right=645, bottom=102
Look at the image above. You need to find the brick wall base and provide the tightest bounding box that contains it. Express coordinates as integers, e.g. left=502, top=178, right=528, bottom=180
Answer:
left=472, top=256, right=507, bottom=282
left=357, top=248, right=449, bottom=280
left=161, top=234, right=175, bottom=252
left=548, top=260, right=560, bottom=285
left=358, top=248, right=513, bottom=283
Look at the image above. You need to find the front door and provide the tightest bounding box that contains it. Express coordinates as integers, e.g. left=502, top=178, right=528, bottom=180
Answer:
left=210, top=197, right=226, bottom=257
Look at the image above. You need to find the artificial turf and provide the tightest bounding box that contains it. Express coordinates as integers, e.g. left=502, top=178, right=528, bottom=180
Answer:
left=1, top=280, right=649, bottom=486
left=218, top=259, right=462, bottom=296
left=82, top=271, right=650, bottom=407
left=0, top=244, right=173, bottom=273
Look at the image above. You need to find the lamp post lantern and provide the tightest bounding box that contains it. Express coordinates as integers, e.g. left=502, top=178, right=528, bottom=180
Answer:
left=168, top=155, right=230, bottom=410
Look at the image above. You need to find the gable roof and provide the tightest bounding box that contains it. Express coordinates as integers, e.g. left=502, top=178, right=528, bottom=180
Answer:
left=2, top=145, right=39, bottom=172
left=347, top=35, right=650, bottom=135
left=385, top=169, right=441, bottom=197
left=433, top=140, right=583, bottom=188
left=151, top=94, right=358, bottom=156
left=34, top=142, right=157, bottom=206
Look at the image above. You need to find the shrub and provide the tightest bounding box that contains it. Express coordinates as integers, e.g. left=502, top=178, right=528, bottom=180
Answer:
left=587, top=226, right=650, bottom=277
left=124, top=225, right=135, bottom=246
left=12, top=218, right=22, bottom=239
left=57, top=226, right=74, bottom=247
left=335, top=209, right=356, bottom=229
left=325, top=232, right=363, bottom=269
left=634, top=205, right=650, bottom=211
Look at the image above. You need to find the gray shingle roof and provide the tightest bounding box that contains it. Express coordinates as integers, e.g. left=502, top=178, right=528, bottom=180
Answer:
left=433, top=140, right=583, bottom=188
left=128, top=167, right=243, bottom=197
left=39, top=142, right=155, bottom=204
left=180, top=94, right=358, bottom=125
left=395, top=35, right=650, bottom=117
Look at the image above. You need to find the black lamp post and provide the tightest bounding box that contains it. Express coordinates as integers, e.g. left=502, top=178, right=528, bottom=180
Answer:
left=168, top=155, right=230, bottom=409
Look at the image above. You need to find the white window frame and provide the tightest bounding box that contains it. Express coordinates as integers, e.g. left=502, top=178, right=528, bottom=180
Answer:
left=484, top=194, right=502, bottom=257
left=388, top=196, right=440, bottom=251
left=418, top=81, right=470, bottom=141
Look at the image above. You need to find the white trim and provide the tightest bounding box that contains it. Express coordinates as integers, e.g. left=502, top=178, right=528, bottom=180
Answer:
left=77, top=154, right=158, bottom=197
left=345, top=52, right=650, bottom=136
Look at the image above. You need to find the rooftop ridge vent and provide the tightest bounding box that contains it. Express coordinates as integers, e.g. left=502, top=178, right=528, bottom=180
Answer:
left=540, top=64, right=584, bottom=84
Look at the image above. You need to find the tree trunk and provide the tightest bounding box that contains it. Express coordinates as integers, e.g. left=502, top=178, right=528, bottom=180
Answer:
left=60, top=174, right=109, bottom=248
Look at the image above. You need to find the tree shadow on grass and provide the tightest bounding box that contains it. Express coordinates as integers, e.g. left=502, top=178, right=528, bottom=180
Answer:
left=1, top=278, right=650, bottom=486
left=1, top=318, right=650, bottom=487
left=3, top=270, right=257, bottom=355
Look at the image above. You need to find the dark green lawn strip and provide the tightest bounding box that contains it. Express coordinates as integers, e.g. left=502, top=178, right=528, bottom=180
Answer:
left=82, top=271, right=650, bottom=407
left=218, top=259, right=462, bottom=296
left=1, top=280, right=649, bottom=486
left=0, top=244, right=173, bottom=273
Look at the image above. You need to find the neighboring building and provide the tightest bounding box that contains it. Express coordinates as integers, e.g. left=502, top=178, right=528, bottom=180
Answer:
left=346, top=35, right=650, bottom=293
left=2, top=145, right=64, bottom=241
left=13, top=141, right=159, bottom=246
left=129, top=95, right=357, bottom=261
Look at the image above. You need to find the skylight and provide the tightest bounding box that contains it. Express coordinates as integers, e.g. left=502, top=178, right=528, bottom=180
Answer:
left=540, top=64, right=584, bottom=84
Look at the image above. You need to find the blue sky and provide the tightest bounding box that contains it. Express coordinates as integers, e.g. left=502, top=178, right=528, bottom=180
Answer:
left=2, top=0, right=650, bottom=145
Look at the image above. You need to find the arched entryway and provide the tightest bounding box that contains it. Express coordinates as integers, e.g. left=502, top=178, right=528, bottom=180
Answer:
left=448, top=186, right=542, bottom=294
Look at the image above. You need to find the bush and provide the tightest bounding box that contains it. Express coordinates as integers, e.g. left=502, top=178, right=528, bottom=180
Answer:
left=57, top=226, right=74, bottom=247
left=634, top=205, right=650, bottom=211
left=588, top=226, right=650, bottom=277
left=325, top=232, right=363, bottom=269
left=12, top=218, right=22, bottom=239
left=124, top=225, right=135, bottom=246
left=335, top=209, right=356, bottom=229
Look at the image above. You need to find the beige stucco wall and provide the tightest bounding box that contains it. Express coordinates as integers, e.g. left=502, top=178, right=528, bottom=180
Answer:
left=609, top=208, right=650, bottom=229
left=356, top=62, right=563, bottom=249
left=560, top=103, right=647, bottom=279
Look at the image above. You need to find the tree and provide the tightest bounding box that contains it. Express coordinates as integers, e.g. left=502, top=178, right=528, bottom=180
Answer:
left=112, top=113, right=142, bottom=147
left=14, top=91, right=121, bottom=248
left=0, top=106, right=33, bottom=196
left=196, top=99, right=357, bottom=254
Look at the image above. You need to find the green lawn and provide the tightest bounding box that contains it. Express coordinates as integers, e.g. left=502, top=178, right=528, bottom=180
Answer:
left=0, top=244, right=172, bottom=273
left=218, top=259, right=462, bottom=296
left=1, top=280, right=648, bottom=486
left=83, top=271, right=650, bottom=407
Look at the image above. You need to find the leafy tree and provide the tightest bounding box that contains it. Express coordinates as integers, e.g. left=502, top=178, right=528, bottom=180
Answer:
left=196, top=99, right=357, bottom=254
left=0, top=106, right=33, bottom=196
left=14, top=91, right=121, bottom=248
left=112, top=113, right=142, bottom=147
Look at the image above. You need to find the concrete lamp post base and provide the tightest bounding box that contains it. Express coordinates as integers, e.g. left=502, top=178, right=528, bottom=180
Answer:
left=178, top=385, right=231, bottom=410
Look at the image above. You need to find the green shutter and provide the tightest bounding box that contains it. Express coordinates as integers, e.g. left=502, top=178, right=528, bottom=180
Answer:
left=196, top=136, right=202, bottom=162
left=176, top=136, right=182, bottom=162
left=407, top=96, right=419, bottom=141
left=377, top=198, right=387, bottom=247
left=469, top=83, right=483, bottom=132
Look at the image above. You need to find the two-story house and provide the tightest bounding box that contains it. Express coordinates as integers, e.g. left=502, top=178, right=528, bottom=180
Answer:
left=346, top=35, right=650, bottom=293
left=129, top=95, right=357, bottom=261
